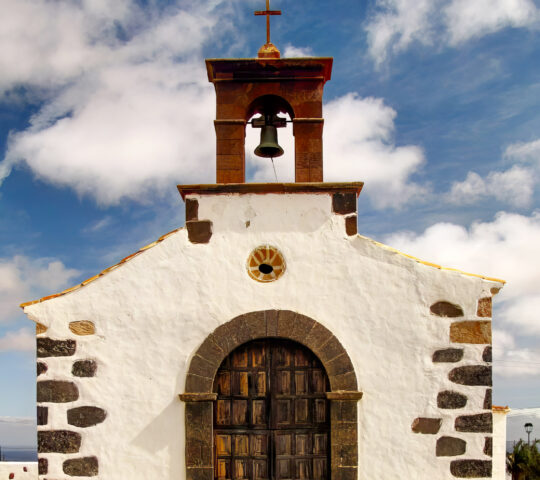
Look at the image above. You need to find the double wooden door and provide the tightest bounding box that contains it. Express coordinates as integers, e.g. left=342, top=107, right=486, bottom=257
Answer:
left=213, top=339, right=330, bottom=480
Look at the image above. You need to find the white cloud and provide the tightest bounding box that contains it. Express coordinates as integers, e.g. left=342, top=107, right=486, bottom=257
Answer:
left=0, top=328, right=34, bottom=353
left=246, top=93, right=428, bottom=209
left=385, top=210, right=540, bottom=373
left=283, top=44, right=314, bottom=57
left=0, top=0, right=226, bottom=205
left=447, top=138, right=540, bottom=207
left=365, top=0, right=539, bottom=65
left=0, top=256, right=80, bottom=323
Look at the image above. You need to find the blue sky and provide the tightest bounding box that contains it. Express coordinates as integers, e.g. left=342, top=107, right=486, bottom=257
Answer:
left=1, top=0, right=540, bottom=434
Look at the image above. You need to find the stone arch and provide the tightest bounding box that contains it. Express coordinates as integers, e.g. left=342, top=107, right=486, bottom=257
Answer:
left=180, top=310, right=362, bottom=480
left=246, top=94, right=295, bottom=122
left=185, top=310, right=357, bottom=394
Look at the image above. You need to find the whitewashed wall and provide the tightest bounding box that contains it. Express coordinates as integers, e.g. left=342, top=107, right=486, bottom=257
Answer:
left=25, top=191, right=501, bottom=479
left=493, top=410, right=508, bottom=479
left=0, top=462, right=37, bottom=479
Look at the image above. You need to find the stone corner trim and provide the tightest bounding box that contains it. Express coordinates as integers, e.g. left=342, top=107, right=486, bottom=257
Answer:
left=69, top=320, right=95, bottom=336
left=455, top=413, right=493, bottom=433
left=37, top=380, right=79, bottom=403
left=63, top=456, right=99, bottom=476
left=345, top=215, right=357, bottom=236
left=72, top=359, right=98, bottom=377
left=178, top=393, right=218, bottom=402
left=438, top=391, right=467, bottom=409
left=450, top=459, right=492, bottom=478
left=432, top=348, right=464, bottom=363
left=477, top=297, right=492, bottom=317
left=450, top=321, right=491, bottom=344
left=36, top=322, right=48, bottom=335
left=37, top=338, right=76, bottom=357
left=411, top=417, right=442, bottom=434
left=67, top=406, right=107, bottom=427
left=185, top=198, right=199, bottom=221
left=38, top=430, right=81, bottom=453
left=430, top=301, right=464, bottom=318
left=332, top=192, right=357, bottom=215
left=326, top=390, right=363, bottom=400
left=449, top=365, right=492, bottom=386
left=186, top=220, right=213, bottom=244
left=436, top=436, right=466, bottom=457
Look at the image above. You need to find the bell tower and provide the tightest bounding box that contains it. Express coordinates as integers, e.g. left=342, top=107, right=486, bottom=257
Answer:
left=206, top=2, right=332, bottom=183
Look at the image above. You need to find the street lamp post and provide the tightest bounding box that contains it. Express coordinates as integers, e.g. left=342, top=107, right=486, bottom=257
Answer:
left=525, top=422, right=533, bottom=446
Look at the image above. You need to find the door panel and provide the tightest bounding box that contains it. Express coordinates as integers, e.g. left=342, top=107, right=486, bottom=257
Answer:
left=214, top=340, right=329, bottom=480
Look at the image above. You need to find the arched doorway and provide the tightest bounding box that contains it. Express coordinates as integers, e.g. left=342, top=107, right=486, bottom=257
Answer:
left=213, top=339, right=330, bottom=480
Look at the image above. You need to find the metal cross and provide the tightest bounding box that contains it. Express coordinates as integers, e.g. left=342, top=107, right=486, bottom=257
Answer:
left=254, top=0, right=281, bottom=45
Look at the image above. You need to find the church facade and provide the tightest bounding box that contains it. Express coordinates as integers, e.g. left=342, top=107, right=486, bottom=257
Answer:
left=23, top=27, right=503, bottom=480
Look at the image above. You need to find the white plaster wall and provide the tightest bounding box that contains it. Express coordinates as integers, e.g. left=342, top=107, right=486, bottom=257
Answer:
left=493, top=411, right=508, bottom=480
left=25, top=192, right=502, bottom=480
left=0, top=462, right=37, bottom=479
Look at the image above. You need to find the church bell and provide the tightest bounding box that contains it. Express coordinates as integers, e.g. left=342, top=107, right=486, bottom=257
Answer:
left=254, top=124, right=284, bottom=158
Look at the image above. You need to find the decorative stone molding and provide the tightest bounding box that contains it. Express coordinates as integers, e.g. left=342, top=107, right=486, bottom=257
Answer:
left=482, top=346, right=492, bottom=362
left=37, top=338, right=76, bottom=357
left=67, top=406, right=107, bottom=427
left=38, top=430, right=81, bottom=453
left=69, top=321, right=95, bottom=336
left=437, top=391, right=467, bottom=409
left=332, top=192, right=357, bottom=215
left=345, top=215, right=357, bottom=236
left=183, top=310, right=359, bottom=480
left=411, top=417, right=442, bottom=434
left=432, top=348, right=464, bottom=363
left=477, top=297, right=492, bottom=317
left=186, top=220, right=212, bottom=244
left=37, top=406, right=48, bottom=425
left=455, top=413, right=492, bottom=433
left=484, top=436, right=492, bottom=456
left=185, top=198, right=199, bottom=221
left=430, top=301, right=464, bottom=317
left=450, top=321, right=491, bottom=344
left=449, top=366, right=492, bottom=386
left=72, top=359, right=97, bottom=377
left=63, top=456, right=99, bottom=476
left=450, top=459, right=491, bottom=477
left=37, top=380, right=79, bottom=403
left=37, top=362, right=48, bottom=376
left=483, top=389, right=492, bottom=410
left=36, top=322, right=47, bottom=335
left=436, top=436, right=466, bottom=456
left=38, top=458, right=48, bottom=475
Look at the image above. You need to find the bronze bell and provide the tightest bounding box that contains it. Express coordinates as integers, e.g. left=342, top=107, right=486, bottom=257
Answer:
left=254, top=124, right=284, bottom=158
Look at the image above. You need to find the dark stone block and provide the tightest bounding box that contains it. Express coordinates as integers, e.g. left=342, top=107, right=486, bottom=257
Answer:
left=330, top=371, right=358, bottom=391
left=195, top=337, right=224, bottom=368
left=187, top=355, right=216, bottom=379
left=482, top=346, right=492, bottom=362
left=326, top=354, right=355, bottom=377
left=331, top=400, right=357, bottom=423
left=186, top=198, right=199, bottom=221
left=318, top=335, right=346, bottom=364
left=430, top=301, right=464, bottom=317
left=63, top=456, right=99, bottom=476
left=186, top=220, right=212, bottom=244
left=333, top=466, right=358, bottom=480
left=345, top=215, right=357, bottom=236
left=411, top=417, right=442, bottom=434
left=67, top=406, right=107, bottom=428
left=276, top=310, right=298, bottom=337
left=436, top=436, right=466, bottom=456
left=450, top=459, right=491, bottom=477
left=449, top=365, right=492, bottom=386
left=265, top=309, right=278, bottom=336
left=37, top=362, right=48, bottom=376
left=483, top=389, right=492, bottom=410
left=186, top=466, right=213, bottom=480
left=242, top=311, right=267, bottom=339
left=484, top=437, right=492, bottom=456
left=37, top=338, right=76, bottom=357
left=38, top=458, right=48, bottom=475
left=455, top=413, right=492, bottom=433
left=438, top=391, right=468, bottom=409
left=72, top=359, right=97, bottom=377
left=432, top=348, right=464, bottom=363
left=304, top=322, right=333, bottom=352
left=37, top=380, right=79, bottom=403
left=37, top=406, right=48, bottom=425
left=38, top=430, right=81, bottom=453
left=185, top=373, right=213, bottom=393
left=332, top=193, right=357, bottom=215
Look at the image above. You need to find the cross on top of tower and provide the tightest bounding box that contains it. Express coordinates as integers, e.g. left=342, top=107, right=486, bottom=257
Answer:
left=254, top=0, right=281, bottom=59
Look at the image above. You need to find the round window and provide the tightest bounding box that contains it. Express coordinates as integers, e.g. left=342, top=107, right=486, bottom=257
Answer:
left=246, top=245, right=286, bottom=282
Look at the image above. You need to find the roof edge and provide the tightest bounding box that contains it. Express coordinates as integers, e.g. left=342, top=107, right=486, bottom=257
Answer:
left=20, top=227, right=183, bottom=310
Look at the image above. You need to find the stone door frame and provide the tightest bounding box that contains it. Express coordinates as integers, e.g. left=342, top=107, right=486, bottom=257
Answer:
left=179, top=310, right=363, bottom=480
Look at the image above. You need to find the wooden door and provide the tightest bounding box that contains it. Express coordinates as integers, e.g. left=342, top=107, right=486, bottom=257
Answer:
left=214, top=340, right=329, bottom=480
